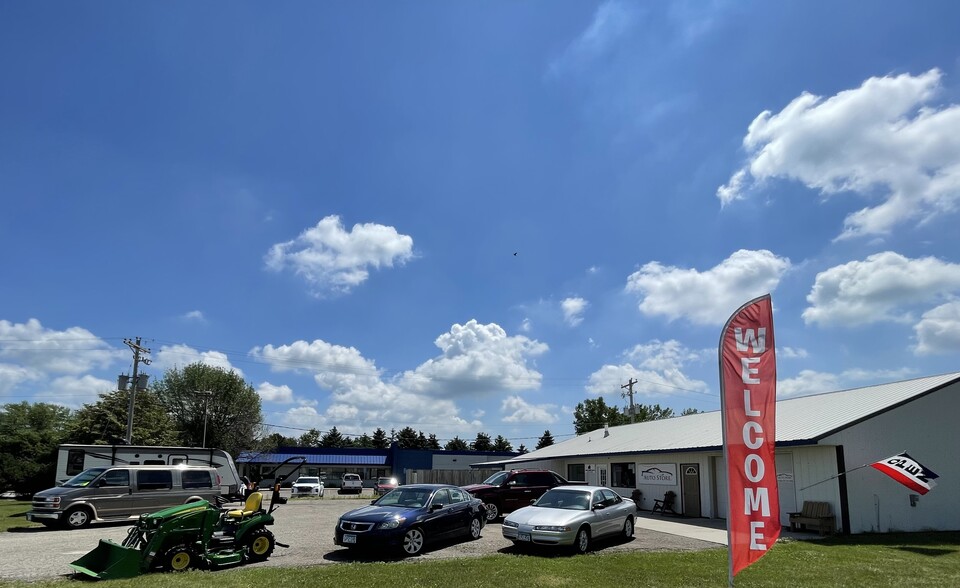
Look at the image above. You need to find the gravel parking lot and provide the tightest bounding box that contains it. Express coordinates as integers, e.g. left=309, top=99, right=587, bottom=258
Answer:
left=0, top=493, right=720, bottom=581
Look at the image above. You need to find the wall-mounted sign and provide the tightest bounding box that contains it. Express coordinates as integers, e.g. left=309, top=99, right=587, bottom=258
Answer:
left=639, top=463, right=677, bottom=485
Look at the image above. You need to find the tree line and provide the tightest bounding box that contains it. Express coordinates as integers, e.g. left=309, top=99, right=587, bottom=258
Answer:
left=1, top=358, right=695, bottom=496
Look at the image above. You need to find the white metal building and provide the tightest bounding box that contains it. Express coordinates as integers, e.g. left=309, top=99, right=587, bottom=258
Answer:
left=487, top=372, right=960, bottom=534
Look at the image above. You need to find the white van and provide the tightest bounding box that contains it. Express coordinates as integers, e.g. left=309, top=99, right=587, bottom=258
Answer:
left=27, top=464, right=221, bottom=529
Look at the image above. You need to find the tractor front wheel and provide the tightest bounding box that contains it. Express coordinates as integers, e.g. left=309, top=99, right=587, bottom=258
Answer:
left=162, top=543, right=197, bottom=572
left=246, top=527, right=275, bottom=562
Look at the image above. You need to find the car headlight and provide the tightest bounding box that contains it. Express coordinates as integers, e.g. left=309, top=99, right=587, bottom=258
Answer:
left=502, top=519, right=519, bottom=528
left=378, top=517, right=406, bottom=530
left=533, top=525, right=571, bottom=532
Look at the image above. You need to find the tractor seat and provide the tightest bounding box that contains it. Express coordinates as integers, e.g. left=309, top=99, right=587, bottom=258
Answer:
left=226, top=491, right=263, bottom=520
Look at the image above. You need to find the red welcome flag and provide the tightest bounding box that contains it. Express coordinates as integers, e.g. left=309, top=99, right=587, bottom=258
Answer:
left=871, top=452, right=939, bottom=495
left=719, top=294, right=779, bottom=580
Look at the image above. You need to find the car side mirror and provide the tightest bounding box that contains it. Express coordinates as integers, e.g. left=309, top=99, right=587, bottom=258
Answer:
left=96, top=478, right=107, bottom=487
left=593, top=503, right=605, bottom=510
left=431, top=503, right=444, bottom=511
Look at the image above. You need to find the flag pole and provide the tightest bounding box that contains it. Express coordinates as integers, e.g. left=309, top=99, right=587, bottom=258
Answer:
left=797, top=450, right=908, bottom=491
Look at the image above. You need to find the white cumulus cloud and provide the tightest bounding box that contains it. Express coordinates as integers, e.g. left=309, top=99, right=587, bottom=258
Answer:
left=154, top=344, right=244, bottom=377
left=561, top=297, right=589, bottom=327
left=0, top=318, right=123, bottom=375
left=626, top=250, right=790, bottom=325
left=265, top=215, right=414, bottom=297
left=718, top=69, right=960, bottom=239
left=803, top=252, right=960, bottom=327
left=586, top=340, right=710, bottom=401
left=256, top=382, right=294, bottom=404
left=501, top=395, right=558, bottom=424
left=914, top=301, right=960, bottom=355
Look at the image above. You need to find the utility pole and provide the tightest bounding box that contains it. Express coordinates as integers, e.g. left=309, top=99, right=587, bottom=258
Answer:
left=121, top=337, right=152, bottom=444
left=621, top=378, right=638, bottom=424
left=196, top=390, right=213, bottom=448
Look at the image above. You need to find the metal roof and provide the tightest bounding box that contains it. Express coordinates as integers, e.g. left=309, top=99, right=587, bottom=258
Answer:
left=496, top=372, right=960, bottom=465
left=237, top=452, right=388, bottom=465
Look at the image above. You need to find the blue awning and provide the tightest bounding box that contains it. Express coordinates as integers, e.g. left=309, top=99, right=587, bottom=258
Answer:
left=237, top=451, right=387, bottom=466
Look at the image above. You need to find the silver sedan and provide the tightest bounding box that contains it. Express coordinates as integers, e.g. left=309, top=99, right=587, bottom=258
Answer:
left=501, top=485, right=636, bottom=554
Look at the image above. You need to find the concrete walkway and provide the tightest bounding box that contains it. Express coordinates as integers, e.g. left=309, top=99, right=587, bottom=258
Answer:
left=634, top=512, right=816, bottom=546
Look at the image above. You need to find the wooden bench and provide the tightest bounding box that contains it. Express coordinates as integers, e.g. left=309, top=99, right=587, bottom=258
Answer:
left=788, top=501, right=835, bottom=535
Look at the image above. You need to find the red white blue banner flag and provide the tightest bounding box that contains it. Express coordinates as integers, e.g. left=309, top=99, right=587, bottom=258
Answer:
left=871, top=452, right=939, bottom=495
left=719, top=294, right=779, bottom=581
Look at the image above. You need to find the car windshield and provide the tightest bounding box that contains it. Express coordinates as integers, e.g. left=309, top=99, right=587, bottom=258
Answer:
left=482, top=471, right=509, bottom=485
left=61, top=468, right=108, bottom=488
left=375, top=488, right=431, bottom=508
left=297, top=477, right=320, bottom=484
left=534, top=489, right=591, bottom=510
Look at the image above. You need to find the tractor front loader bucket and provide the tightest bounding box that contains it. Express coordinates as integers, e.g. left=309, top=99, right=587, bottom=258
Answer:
left=70, top=539, right=144, bottom=580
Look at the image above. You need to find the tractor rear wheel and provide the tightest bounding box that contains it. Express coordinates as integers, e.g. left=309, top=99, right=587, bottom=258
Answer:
left=246, top=527, right=275, bottom=562
left=162, top=543, right=197, bottom=572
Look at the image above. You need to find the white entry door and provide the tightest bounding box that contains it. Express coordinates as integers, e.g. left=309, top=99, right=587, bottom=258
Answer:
left=598, top=464, right=608, bottom=488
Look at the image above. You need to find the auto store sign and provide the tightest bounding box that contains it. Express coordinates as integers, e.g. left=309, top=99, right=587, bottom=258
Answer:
left=639, top=464, right=676, bottom=485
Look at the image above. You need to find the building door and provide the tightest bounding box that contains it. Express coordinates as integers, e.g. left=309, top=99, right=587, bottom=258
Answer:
left=585, top=464, right=598, bottom=486
left=598, top=464, right=608, bottom=488
left=681, top=463, right=701, bottom=517
left=776, top=452, right=797, bottom=528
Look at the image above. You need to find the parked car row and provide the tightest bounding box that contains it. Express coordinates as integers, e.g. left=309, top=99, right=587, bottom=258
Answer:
left=333, top=480, right=636, bottom=557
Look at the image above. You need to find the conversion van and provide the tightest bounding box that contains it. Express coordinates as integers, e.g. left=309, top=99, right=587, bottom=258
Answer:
left=56, top=444, right=243, bottom=499
left=27, top=464, right=221, bottom=529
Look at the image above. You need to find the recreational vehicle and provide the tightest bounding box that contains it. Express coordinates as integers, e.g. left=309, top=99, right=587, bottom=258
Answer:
left=55, top=444, right=244, bottom=498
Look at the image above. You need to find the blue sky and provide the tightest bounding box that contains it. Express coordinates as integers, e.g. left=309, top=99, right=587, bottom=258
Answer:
left=3, top=1, right=960, bottom=448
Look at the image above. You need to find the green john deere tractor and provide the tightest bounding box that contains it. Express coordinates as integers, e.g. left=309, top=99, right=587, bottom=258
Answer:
left=70, top=456, right=305, bottom=580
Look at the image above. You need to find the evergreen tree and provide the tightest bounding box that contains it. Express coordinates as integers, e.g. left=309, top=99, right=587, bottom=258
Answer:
left=395, top=426, right=419, bottom=448
left=444, top=436, right=469, bottom=450
left=492, top=434, right=513, bottom=452
left=516, top=444, right=528, bottom=454
left=319, top=426, right=347, bottom=448
left=471, top=432, right=492, bottom=451
left=416, top=431, right=429, bottom=449
left=354, top=432, right=374, bottom=448
left=680, top=407, right=701, bottom=416
left=426, top=433, right=441, bottom=450
left=536, top=429, right=555, bottom=449
left=371, top=428, right=389, bottom=449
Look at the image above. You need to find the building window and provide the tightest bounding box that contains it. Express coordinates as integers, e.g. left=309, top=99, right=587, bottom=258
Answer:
left=567, top=464, right=585, bottom=482
left=611, top=462, right=635, bottom=487
left=66, top=449, right=86, bottom=476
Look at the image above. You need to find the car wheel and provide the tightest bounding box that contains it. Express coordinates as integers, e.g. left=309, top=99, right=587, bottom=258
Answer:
left=62, top=507, right=92, bottom=529
left=162, top=543, right=197, bottom=572
left=245, top=527, right=276, bottom=562
left=469, top=516, right=483, bottom=540
left=573, top=526, right=591, bottom=554
left=484, top=502, right=500, bottom=522
left=402, top=527, right=425, bottom=556
left=623, top=516, right=634, bottom=538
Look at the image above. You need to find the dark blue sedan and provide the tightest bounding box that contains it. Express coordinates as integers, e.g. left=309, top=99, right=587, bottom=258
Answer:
left=334, top=484, right=486, bottom=556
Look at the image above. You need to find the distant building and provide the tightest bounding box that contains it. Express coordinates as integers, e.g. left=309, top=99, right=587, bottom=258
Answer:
left=237, top=444, right=517, bottom=488
left=474, top=372, right=960, bottom=534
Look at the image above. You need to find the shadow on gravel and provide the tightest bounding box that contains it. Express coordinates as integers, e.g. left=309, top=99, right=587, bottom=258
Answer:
left=8, top=520, right=131, bottom=533
left=498, top=534, right=636, bottom=557
left=323, top=534, right=488, bottom=562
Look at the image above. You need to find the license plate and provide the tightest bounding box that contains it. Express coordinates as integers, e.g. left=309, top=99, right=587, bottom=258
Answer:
left=518, top=533, right=531, bottom=542
left=343, top=534, right=357, bottom=544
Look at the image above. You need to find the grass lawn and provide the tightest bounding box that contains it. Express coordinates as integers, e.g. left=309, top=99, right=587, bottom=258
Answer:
left=1, top=502, right=957, bottom=587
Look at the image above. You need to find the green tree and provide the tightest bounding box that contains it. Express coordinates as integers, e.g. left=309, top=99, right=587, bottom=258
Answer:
left=319, top=426, right=347, bottom=448
left=471, top=432, right=492, bottom=451
left=252, top=432, right=298, bottom=452
left=395, top=426, right=419, bottom=449
left=536, top=430, right=555, bottom=449
left=0, top=402, right=73, bottom=495
left=573, top=397, right=626, bottom=435
left=444, top=436, right=468, bottom=450
left=631, top=403, right=675, bottom=422
left=516, top=444, right=528, bottom=454
left=426, top=433, right=441, bottom=450
left=371, top=428, right=389, bottom=449
left=492, top=435, right=513, bottom=452
left=67, top=389, right=178, bottom=446
left=353, top=433, right=374, bottom=448
left=152, top=363, right=264, bottom=457
left=680, top=407, right=701, bottom=416
left=298, top=428, right=321, bottom=447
